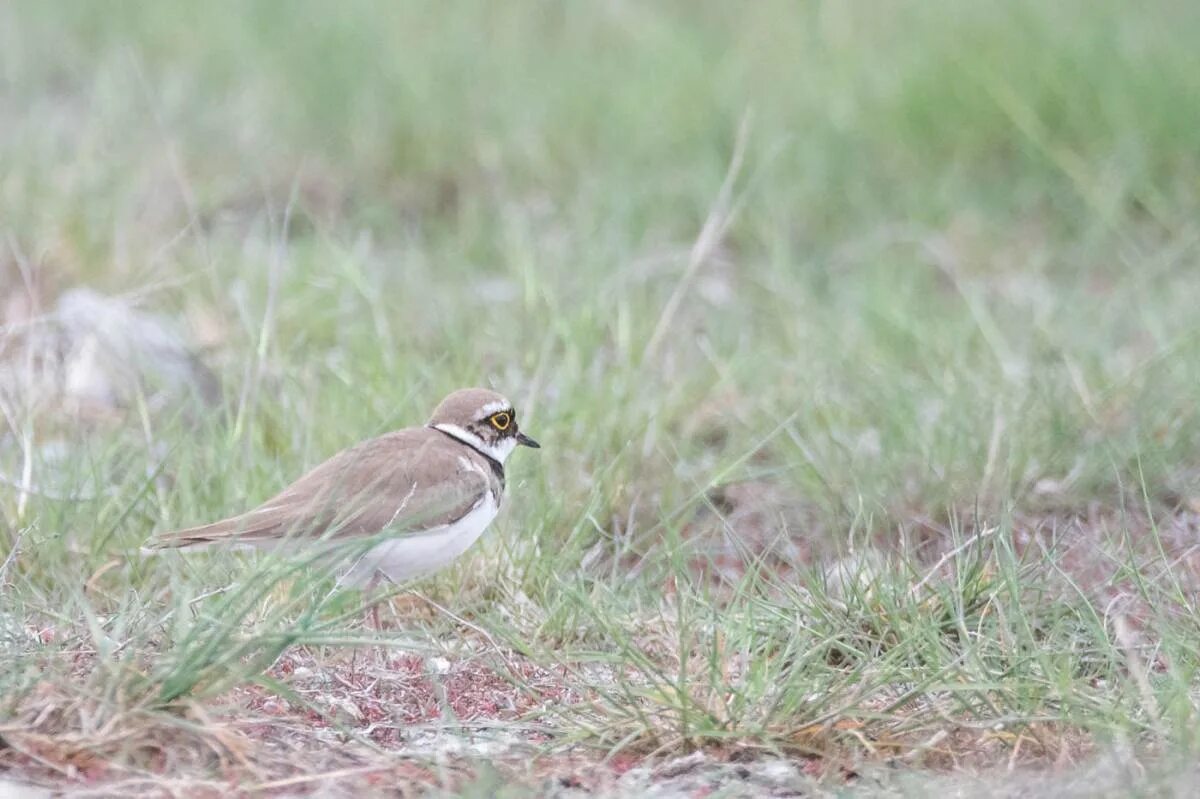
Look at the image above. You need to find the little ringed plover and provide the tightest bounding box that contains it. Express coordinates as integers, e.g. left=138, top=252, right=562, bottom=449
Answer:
left=142, top=387, right=540, bottom=588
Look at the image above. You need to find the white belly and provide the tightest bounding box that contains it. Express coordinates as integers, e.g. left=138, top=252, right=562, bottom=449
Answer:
left=336, top=491, right=500, bottom=589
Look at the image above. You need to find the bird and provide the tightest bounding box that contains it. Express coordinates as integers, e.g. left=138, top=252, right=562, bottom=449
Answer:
left=142, top=388, right=540, bottom=589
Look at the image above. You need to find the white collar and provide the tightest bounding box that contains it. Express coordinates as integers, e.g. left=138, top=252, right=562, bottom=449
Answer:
left=432, top=423, right=516, bottom=464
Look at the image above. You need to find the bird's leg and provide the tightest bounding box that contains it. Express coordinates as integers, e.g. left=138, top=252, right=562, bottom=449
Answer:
left=368, top=570, right=395, bottom=667
left=349, top=573, right=384, bottom=680
left=365, top=572, right=384, bottom=632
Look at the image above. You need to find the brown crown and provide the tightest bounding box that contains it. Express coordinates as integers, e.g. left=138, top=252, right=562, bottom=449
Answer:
left=427, top=387, right=511, bottom=426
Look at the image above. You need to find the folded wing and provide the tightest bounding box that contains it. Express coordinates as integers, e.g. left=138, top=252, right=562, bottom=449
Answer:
left=144, top=430, right=490, bottom=551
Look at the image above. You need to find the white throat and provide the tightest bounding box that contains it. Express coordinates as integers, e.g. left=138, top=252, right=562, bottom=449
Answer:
left=433, top=423, right=515, bottom=464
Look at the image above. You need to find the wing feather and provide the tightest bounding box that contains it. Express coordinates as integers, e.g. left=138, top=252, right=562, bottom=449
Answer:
left=144, top=429, right=491, bottom=551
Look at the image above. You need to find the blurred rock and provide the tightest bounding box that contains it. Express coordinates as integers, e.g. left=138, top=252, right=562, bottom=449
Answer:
left=56, top=288, right=220, bottom=408
left=0, top=287, right=219, bottom=424
left=821, top=549, right=892, bottom=601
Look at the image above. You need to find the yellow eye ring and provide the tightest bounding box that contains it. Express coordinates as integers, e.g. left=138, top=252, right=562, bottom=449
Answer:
left=490, top=412, right=511, bottom=431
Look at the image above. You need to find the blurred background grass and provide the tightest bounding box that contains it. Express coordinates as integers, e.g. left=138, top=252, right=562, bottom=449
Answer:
left=3, top=0, right=1200, bottom=790
left=4, top=0, right=1198, bottom=523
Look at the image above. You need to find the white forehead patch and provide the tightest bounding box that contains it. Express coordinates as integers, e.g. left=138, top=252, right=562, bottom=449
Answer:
left=477, top=399, right=511, bottom=419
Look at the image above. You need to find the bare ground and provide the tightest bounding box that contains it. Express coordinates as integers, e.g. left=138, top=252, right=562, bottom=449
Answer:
left=4, top=506, right=1196, bottom=796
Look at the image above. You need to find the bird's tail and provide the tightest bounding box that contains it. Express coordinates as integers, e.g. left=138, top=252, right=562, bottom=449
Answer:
left=139, top=539, right=220, bottom=556
left=140, top=517, right=269, bottom=555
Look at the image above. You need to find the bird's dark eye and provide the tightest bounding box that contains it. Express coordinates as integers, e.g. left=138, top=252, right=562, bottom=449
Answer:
left=490, top=412, right=511, bottom=431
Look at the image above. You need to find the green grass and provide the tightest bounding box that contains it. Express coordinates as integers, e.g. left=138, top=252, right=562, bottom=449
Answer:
left=2, top=1, right=1200, bottom=794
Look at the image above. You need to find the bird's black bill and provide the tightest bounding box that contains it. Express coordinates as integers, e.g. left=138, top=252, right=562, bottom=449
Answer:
left=517, top=431, right=541, bottom=449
